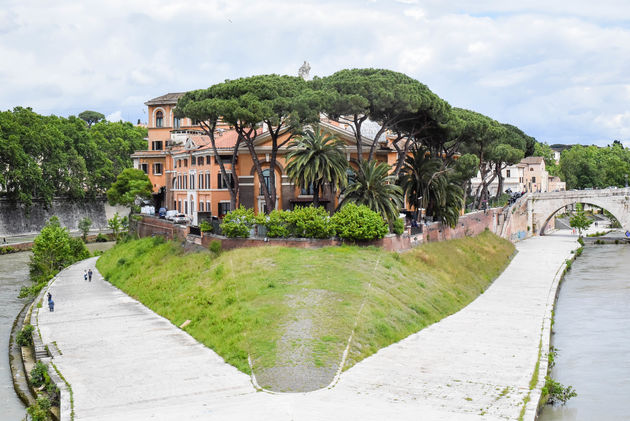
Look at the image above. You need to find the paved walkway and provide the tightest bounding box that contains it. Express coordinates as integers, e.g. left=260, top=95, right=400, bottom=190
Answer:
left=37, top=233, right=577, bottom=420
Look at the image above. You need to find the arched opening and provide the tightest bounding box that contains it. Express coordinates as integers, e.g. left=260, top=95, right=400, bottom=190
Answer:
left=539, top=201, right=622, bottom=235
left=155, top=110, right=164, bottom=128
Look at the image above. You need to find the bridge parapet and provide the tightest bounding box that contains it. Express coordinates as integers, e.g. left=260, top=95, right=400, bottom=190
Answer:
left=530, top=188, right=630, bottom=234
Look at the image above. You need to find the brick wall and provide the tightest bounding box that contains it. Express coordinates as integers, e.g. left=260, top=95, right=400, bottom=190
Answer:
left=135, top=216, right=188, bottom=241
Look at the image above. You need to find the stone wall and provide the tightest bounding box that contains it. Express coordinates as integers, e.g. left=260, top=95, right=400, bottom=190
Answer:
left=0, top=198, right=128, bottom=236
left=423, top=208, right=503, bottom=243
left=135, top=216, right=188, bottom=242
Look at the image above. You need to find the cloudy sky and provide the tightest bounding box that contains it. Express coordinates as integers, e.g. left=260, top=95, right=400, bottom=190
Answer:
left=2, top=0, right=630, bottom=146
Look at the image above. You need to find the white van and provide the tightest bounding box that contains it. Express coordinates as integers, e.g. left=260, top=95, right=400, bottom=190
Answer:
left=165, top=210, right=178, bottom=220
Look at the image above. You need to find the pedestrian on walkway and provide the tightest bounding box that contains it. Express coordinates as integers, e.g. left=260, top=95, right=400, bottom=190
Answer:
left=84, top=270, right=88, bottom=281
left=47, top=292, right=52, bottom=303
left=88, top=269, right=93, bottom=282
left=48, top=299, right=54, bottom=312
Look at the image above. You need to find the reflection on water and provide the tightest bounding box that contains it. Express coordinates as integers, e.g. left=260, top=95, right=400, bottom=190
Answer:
left=539, top=244, right=630, bottom=421
left=0, top=251, right=30, bottom=419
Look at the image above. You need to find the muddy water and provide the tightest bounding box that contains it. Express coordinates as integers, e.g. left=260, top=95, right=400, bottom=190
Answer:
left=539, top=244, right=630, bottom=420
left=0, top=251, right=30, bottom=419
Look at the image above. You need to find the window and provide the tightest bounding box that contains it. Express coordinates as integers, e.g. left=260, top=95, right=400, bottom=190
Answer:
left=178, top=200, right=181, bottom=212
left=215, top=155, right=233, bottom=164
left=152, top=141, right=163, bottom=151
left=184, top=159, right=188, bottom=167
left=172, top=177, right=176, bottom=189
left=199, top=202, right=204, bottom=212
left=173, top=200, right=177, bottom=210
left=153, top=163, right=162, bottom=175
left=261, top=169, right=271, bottom=192
left=155, top=111, right=163, bottom=128
left=301, top=182, right=315, bottom=196
left=218, top=202, right=231, bottom=217
left=205, top=173, right=210, bottom=189
left=198, top=173, right=203, bottom=189
left=206, top=201, right=211, bottom=213
left=218, top=172, right=234, bottom=189
left=532, top=176, right=536, bottom=183
left=185, top=201, right=188, bottom=214
left=506, top=170, right=511, bottom=178
left=184, top=174, right=188, bottom=189
left=530, top=167, right=534, bottom=171
left=346, top=168, right=356, bottom=185
left=191, top=156, right=196, bottom=166
left=140, top=163, right=148, bottom=174
left=206, top=156, right=212, bottom=165
left=174, top=117, right=180, bottom=129
left=190, top=174, right=195, bottom=190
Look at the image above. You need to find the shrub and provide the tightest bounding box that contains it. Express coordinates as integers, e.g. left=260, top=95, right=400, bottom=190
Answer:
left=95, top=233, right=109, bottom=242
left=393, top=218, right=405, bottom=235
left=209, top=240, right=222, bottom=254
left=17, top=324, right=34, bottom=346
left=199, top=221, right=213, bottom=233
left=27, top=396, right=51, bottom=421
left=220, top=206, right=255, bottom=238
left=256, top=209, right=290, bottom=238
left=577, top=236, right=584, bottom=246
left=30, top=361, right=48, bottom=388
left=331, top=203, right=388, bottom=242
left=284, top=206, right=333, bottom=239
left=543, top=376, right=577, bottom=406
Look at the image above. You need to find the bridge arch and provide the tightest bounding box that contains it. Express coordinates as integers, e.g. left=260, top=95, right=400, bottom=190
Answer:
left=538, top=200, right=623, bottom=235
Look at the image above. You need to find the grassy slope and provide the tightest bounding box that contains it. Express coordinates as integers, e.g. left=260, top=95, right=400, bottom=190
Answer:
left=96, top=231, right=514, bottom=385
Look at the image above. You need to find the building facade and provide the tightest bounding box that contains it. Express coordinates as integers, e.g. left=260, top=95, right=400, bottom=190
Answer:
left=132, top=93, right=396, bottom=222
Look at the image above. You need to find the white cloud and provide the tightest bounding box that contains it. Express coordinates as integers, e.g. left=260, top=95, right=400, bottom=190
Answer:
left=1, top=0, right=630, bottom=144
left=106, top=110, right=123, bottom=122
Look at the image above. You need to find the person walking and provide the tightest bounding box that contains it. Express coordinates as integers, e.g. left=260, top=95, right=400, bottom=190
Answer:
left=84, top=270, right=88, bottom=281
left=47, top=292, right=52, bottom=303
left=48, top=299, right=54, bottom=312
left=88, top=269, right=93, bottom=282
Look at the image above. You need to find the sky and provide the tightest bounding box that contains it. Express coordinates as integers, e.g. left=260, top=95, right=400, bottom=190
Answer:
left=2, top=0, right=630, bottom=146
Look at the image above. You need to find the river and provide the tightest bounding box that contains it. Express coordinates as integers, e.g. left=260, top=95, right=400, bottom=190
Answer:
left=0, top=251, right=30, bottom=420
left=539, top=244, right=630, bottom=420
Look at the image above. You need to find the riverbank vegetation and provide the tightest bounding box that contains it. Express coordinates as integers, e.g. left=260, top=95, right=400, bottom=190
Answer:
left=19, top=217, right=89, bottom=297
left=0, top=107, right=146, bottom=210
left=96, top=231, right=514, bottom=390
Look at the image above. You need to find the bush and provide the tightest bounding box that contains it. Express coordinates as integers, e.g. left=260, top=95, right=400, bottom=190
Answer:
left=543, top=376, right=577, bottom=406
left=220, top=206, right=255, bottom=238
left=284, top=206, right=333, bottom=239
left=199, top=220, right=213, bottom=233
left=577, top=236, right=584, bottom=246
left=256, top=209, right=290, bottom=238
left=209, top=240, right=222, bottom=254
left=30, top=361, right=48, bottom=388
left=95, top=233, right=109, bottom=242
left=17, top=324, right=34, bottom=346
left=27, top=396, right=51, bottom=421
left=393, top=218, right=405, bottom=235
left=0, top=246, right=16, bottom=254
left=331, top=203, right=388, bottom=242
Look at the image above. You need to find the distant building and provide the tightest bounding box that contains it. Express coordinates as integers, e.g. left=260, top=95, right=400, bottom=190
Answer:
left=470, top=156, right=566, bottom=196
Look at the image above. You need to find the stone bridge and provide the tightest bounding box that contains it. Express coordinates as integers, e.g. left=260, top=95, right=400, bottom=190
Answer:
left=530, top=188, right=630, bottom=235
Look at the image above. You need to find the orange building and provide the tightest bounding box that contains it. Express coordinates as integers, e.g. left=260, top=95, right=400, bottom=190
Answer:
left=132, top=93, right=398, bottom=222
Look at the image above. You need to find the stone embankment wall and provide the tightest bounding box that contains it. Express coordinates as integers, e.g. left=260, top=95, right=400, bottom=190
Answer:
left=501, top=196, right=531, bottom=242
left=0, top=198, right=128, bottom=236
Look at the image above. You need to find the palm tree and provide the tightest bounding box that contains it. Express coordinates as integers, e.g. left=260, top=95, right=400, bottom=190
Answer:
left=285, top=126, right=348, bottom=207
left=399, top=147, right=464, bottom=227
left=339, top=160, right=403, bottom=223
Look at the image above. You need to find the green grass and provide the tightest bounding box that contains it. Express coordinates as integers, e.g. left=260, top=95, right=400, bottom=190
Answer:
left=96, top=232, right=514, bottom=383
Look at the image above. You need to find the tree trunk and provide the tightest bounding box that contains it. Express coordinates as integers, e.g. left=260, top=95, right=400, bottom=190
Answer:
left=313, top=182, right=320, bottom=208
left=495, top=162, right=504, bottom=201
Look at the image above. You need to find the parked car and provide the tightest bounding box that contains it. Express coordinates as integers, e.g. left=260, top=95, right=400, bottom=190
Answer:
left=158, top=207, right=167, bottom=218
left=172, top=213, right=190, bottom=224
left=165, top=210, right=178, bottom=220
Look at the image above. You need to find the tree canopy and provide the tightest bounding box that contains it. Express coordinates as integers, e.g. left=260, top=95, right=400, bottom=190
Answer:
left=106, top=168, right=153, bottom=207
left=78, top=110, right=105, bottom=128
left=0, top=107, right=146, bottom=209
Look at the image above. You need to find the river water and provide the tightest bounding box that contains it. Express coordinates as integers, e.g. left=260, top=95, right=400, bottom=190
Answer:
left=0, top=251, right=31, bottom=420
left=539, top=244, right=630, bottom=421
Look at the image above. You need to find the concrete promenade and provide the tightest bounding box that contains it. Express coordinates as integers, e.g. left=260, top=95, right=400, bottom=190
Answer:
left=36, top=233, right=577, bottom=420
